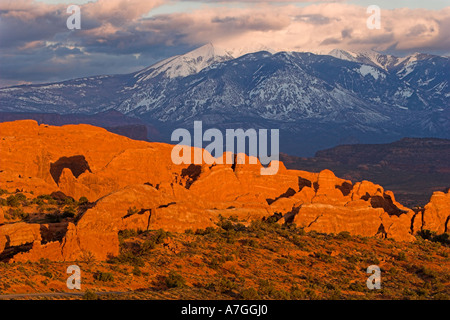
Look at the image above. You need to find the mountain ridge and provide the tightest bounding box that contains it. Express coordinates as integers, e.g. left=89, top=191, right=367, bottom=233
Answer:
left=1, top=44, right=449, bottom=156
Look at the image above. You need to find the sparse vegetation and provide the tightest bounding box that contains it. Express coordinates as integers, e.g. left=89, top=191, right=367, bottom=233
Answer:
left=165, top=270, right=185, bottom=288
left=0, top=215, right=448, bottom=300
left=94, top=271, right=114, bottom=282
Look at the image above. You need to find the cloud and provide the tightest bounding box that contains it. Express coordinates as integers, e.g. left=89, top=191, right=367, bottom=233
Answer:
left=1, top=1, right=450, bottom=86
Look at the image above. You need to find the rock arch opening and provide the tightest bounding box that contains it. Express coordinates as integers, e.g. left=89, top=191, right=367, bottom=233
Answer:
left=50, top=155, right=92, bottom=184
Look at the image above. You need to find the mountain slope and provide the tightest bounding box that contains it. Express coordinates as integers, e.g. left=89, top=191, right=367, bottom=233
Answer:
left=1, top=44, right=449, bottom=155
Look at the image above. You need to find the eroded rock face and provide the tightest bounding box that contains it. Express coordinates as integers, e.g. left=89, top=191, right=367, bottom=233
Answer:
left=0, top=121, right=448, bottom=262
left=413, top=190, right=450, bottom=235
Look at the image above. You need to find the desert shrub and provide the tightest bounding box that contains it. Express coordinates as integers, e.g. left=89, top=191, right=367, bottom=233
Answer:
left=132, top=266, right=142, bottom=276
left=275, top=258, right=289, bottom=265
left=153, top=229, right=170, bottom=244
left=37, top=194, right=53, bottom=200
left=6, top=194, right=21, bottom=207
left=94, top=271, right=114, bottom=282
left=336, top=231, right=352, bottom=239
left=78, top=196, right=89, bottom=205
left=240, top=287, right=260, bottom=300
left=139, top=239, right=156, bottom=256
left=36, top=194, right=56, bottom=205
left=258, top=279, right=276, bottom=297
left=415, top=265, right=438, bottom=280
left=207, top=256, right=223, bottom=270
left=433, top=233, right=450, bottom=245
left=313, top=252, right=333, bottom=263
left=265, top=213, right=281, bottom=224
left=397, top=252, right=407, bottom=261
left=218, top=218, right=234, bottom=231
left=349, top=282, right=366, bottom=292
left=118, top=229, right=138, bottom=242
left=433, top=292, right=450, bottom=300
left=32, top=198, right=45, bottom=206
left=62, top=206, right=76, bottom=218
left=0, top=189, right=8, bottom=196
left=345, top=254, right=361, bottom=264
left=6, top=208, right=28, bottom=220
left=417, top=230, right=450, bottom=246
left=270, top=289, right=291, bottom=300
left=242, top=238, right=259, bottom=248
left=165, top=270, right=185, bottom=288
left=83, top=290, right=99, bottom=300
left=80, top=251, right=96, bottom=264
left=290, top=284, right=306, bottom=299
left=215, top=277, right=238, bottom=294
left=64, top=197, right=75, bottom=205
left=42, top=271, right=53, bottom=279
left=195, top=227, right=217, bottom=235
left=108, top=251, right=145, bottom=267
left=127, top=206, right=139, bottom=216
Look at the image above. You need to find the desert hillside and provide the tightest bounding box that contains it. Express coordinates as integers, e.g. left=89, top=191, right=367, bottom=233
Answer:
left=0, top=120, right=448, bottom=299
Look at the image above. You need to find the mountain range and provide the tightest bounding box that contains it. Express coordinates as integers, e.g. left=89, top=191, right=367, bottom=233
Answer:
left=1, top=44, right=449, bottom=156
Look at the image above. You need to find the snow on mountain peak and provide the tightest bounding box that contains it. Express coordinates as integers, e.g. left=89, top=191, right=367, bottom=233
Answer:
left=135, top=43, right=234, bottom=81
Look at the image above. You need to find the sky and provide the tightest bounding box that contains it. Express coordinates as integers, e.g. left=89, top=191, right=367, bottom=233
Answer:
left=1, top=0, right=449, bottom=87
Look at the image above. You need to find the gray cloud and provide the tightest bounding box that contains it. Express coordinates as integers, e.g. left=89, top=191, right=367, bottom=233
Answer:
left=1, top=1, right=449, bottom=87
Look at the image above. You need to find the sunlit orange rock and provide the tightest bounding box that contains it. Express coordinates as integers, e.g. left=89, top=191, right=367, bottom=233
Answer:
left=417, top=190, right=450, bottom=234
left=0, top=120, right=443, bottom=262
left=0, top=223, right=41, bottom=253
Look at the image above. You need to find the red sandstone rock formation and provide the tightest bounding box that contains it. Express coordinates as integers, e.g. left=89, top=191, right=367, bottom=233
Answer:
left=0, top=120, right=448, bottom=262
left=412, top=190, right=450, bottom=235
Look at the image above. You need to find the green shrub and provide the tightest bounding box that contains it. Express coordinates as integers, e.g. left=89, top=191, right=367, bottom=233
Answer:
left=336, top=231, right=352, bottom=239
left=83, top=290, right=99, bottom=300
left=80, top=251, right=96, bottom=264
left=118, top=229, right=138, bottom=241
left=6, top=208, right=28, bottom=220
left=153, top=229, right=170, bottom=244
left=78, top=196, right=89, bottom=205
left=94, top=272, right=114, bottom=282
left=240, top=287, right=260, bottom=300
left=290, top=284, right=306, bottom=299
left=139, top=239, right=156, bottom=256
left=6, top=195, right=20, bottom=207
left=397, top=252, right=407, bottom=261
left=108, top=251, right=144, bottom=267
left=417, top=230, right=450, bottom=246
left=258, top=279, right=275, bottom=297
left=132, top=266, right=142, bottom=276
left=63, top=206, right=76, bottom=218
left=64, top=197, right=75, bottom=205
left=127, top=206, right=139, bottom=216
left=165, top=270, right=185, bottom=288
left=195, top=227, right=217, bottom=235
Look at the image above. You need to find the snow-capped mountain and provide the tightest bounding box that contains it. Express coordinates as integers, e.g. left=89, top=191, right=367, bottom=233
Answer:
left=134, top=43, right=234, bottom=80
left=0, top=44, right=449, bottom=155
